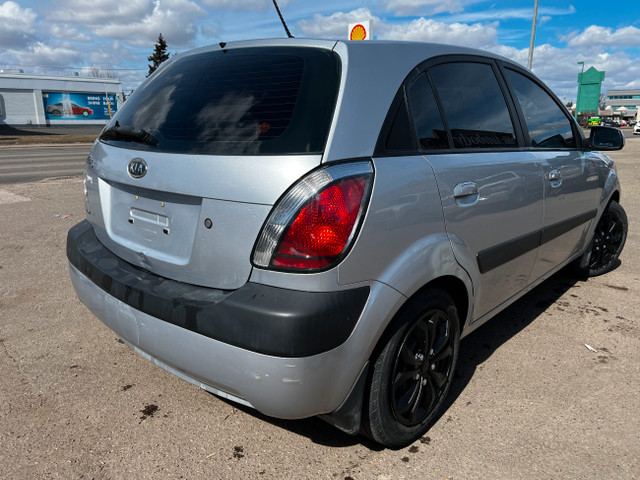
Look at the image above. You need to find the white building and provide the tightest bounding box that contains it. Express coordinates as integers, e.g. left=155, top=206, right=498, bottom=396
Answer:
left=604, top=89, right=640, bottom=121
left=0, top=70, right=123, bottom=127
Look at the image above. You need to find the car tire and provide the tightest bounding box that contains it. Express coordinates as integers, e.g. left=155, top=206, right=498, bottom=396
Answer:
left=363, top=288, right=460, bottom=448
left=52, top=110, right=61, bottom=117
left=82, top=111, right=89, bottom=117
left=578, top=200, right=628, bottom=277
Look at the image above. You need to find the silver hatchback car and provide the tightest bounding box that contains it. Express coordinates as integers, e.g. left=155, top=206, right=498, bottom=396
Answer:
left=68, top=38, right=627, bottom=448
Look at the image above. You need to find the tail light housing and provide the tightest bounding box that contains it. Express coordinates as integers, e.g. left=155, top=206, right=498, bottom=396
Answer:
left=252, top=161, right=374, bottom=271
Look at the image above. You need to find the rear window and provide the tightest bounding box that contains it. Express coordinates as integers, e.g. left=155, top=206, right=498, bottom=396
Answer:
left=100, top=47, right=341, bottom=155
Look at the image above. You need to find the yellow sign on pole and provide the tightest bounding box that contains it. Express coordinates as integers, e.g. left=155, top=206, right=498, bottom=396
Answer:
left=348, top=20, right=373, bottom=41
left=104, top=84, right=113, bottom=119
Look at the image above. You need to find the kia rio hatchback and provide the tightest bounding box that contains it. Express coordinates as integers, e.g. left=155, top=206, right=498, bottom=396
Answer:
left=68, top=39, right=627, bottom=448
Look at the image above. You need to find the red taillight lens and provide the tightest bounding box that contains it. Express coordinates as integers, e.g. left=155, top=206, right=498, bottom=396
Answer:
left=252, top=161, right=373, bottom=272
left=273, top=177, right=367, bottom=269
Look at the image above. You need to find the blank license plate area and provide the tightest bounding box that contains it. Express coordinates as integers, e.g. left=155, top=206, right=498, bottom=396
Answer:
left=106, top=181, right=202, bottom=264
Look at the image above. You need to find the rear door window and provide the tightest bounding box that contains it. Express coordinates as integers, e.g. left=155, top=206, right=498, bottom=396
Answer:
left=100, top=47, right=341, bottom=155
left=429, top=62, right=517, bottom=149
left=407, top=74, right=449, bottom=150
left=503, top=68, right=576, bottom=149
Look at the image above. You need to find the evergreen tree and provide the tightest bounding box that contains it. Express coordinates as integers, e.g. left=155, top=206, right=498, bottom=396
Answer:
left=147, top=33, right=170, bottom=77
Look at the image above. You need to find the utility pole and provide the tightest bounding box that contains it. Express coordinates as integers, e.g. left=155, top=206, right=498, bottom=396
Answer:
left=575, top=61, right=585, bottom=120
left=527, top=0, right=539, bottom=70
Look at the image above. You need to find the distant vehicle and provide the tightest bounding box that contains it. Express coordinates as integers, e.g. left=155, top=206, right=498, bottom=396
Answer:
left=588, top=117, right=601, bottom=126
left=634, top=123, right=640, bottom=134
left=603, top=120, right=620, bottom=127
left=620, top=120, right=627, bottom=127
left=46, top=102, right=94, bottom=117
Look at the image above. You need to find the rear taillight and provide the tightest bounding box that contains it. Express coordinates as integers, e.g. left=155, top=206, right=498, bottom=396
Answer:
left=252, top=161, right=374, bottom=272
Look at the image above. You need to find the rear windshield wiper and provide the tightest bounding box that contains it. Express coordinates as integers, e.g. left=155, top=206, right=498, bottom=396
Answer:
left=100, top=124, right=159, bottom=146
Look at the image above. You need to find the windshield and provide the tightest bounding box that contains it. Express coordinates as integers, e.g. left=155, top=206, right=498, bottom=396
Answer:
left=100, top=46, right=341, bottom=155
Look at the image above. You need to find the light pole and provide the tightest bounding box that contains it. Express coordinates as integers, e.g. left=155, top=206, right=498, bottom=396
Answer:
left=575, top=61, right=585, bottom=120
left=527, top=0, right=539, bottom=70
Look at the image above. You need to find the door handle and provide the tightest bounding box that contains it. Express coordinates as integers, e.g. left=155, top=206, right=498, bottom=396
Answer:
left=548, top=169, right=562, bottom=187
left=454, top=182, right=478, bottom=198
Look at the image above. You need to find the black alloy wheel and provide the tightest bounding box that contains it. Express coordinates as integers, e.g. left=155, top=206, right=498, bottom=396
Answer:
left=585, top=200, right=627, bottom=276
left=391, top=309, right=454, bottom=426
left=364, top=288, right=460, bottom=448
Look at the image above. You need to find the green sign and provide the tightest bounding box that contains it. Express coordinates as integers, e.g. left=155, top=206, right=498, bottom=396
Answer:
left=576, top=67, right=605, bottom=114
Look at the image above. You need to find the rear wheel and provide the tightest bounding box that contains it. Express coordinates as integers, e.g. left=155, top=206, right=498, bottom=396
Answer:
left=364, top=288, right=460, bottom=448
left=581, top=200, right=627, bottom=277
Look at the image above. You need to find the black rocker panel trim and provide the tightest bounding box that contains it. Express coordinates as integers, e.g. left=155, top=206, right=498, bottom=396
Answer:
left=67, top=220, right=369, bottom=358
left=477, top=209, right=597, bottom=274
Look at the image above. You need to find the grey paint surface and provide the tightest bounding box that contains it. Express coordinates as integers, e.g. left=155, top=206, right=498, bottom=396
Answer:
left=70, top=262, right=405, bottom=418
left=72, top=40, right=622, bottom=425
left=424, top=151, right=544, bottom=319
left=0, top=156, right=638, bottom=477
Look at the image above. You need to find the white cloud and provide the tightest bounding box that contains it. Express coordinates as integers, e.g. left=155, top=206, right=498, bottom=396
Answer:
left=93, top=0, right=207, bottom=48
left=563, top=25, right=640, bottom=49
left=489, top=43, right=640, bottom=100
left=296, top=8, right=381, bottom=38
left=379, top=18, right=498, bottom=49
left=297, top=8, right=498, bottom=50
left=445, top=5, right=575, bottom=23
left=201, top=0, right=291, bottom=11
left=49, top=24, right=91, bottom=42
left=4, top=42, right=83, bottom=72
left=0, top=1, right=37, bottom=47
left=201, top=24, right=220, bottom=39
left=47, top=0, right=154, bottom=24
left=381, top=0, right=470, bottom=16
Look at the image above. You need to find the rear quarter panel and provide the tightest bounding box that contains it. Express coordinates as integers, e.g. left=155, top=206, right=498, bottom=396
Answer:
left=338, top=155, right=472, bottom=309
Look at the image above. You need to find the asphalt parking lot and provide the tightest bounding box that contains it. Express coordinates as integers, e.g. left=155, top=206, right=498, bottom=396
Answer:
left=0, top=137, right=638, bottom=479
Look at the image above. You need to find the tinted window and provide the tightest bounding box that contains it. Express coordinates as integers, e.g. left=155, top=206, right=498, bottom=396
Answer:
left=100, top=47, right=340, bottom=155
left=407, top=74, right=449, bottom=150
left=384, top=90, right=417, bottom=151
left=429, top=62, right=516, bottom=149
left=504, top=68, right=576, bottom=149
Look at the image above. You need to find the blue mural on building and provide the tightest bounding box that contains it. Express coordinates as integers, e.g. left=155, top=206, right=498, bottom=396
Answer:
left=42, top=92, right=116, bottom=120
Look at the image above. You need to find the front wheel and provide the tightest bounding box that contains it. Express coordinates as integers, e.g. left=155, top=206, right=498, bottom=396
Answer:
left=581, top=200, right=627, bottom=276
left=363, top=288, right=460, bottom=448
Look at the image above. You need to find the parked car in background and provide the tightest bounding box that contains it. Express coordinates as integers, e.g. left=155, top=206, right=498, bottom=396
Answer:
left=46, top=102, right=93, bottom=117
left=67, top=39, right=628, bottom=448
left=603, top=119, right=620, bottom=127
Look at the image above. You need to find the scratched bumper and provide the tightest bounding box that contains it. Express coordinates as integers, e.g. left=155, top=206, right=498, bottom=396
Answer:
left=69, top=260, right=371, bottom=418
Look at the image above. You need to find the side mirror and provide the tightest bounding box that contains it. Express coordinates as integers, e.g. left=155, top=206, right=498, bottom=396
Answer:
left=588, top=126, right=625, bottom=151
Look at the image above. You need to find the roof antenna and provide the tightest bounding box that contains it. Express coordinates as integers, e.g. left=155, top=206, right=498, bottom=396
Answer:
left=272, top=0, right=294, bottom=38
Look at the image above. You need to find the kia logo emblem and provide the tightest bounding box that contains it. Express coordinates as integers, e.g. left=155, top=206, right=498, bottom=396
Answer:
left=128, top=158, right=147, bottom=179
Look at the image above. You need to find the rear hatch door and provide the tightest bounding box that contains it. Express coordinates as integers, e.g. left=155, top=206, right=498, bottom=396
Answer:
left=87, top=44, right=341, bottom=290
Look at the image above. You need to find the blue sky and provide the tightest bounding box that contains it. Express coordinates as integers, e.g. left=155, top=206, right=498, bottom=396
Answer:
left=2, top=0, right=640, bottom=101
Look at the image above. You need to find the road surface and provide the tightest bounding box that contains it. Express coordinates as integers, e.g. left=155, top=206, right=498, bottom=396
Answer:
left=0, top=144, right=91, bottom=184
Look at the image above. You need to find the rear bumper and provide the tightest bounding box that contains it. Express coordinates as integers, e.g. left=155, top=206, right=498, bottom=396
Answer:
left=67, top=220, right=384, bottom=419
left=67, top=220, right=368, bottom=358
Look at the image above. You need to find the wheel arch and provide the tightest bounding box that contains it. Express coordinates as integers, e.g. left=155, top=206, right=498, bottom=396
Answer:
left=370, top=275, right=470, bottom=363
left=608, top=189, right=620, bottom=205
